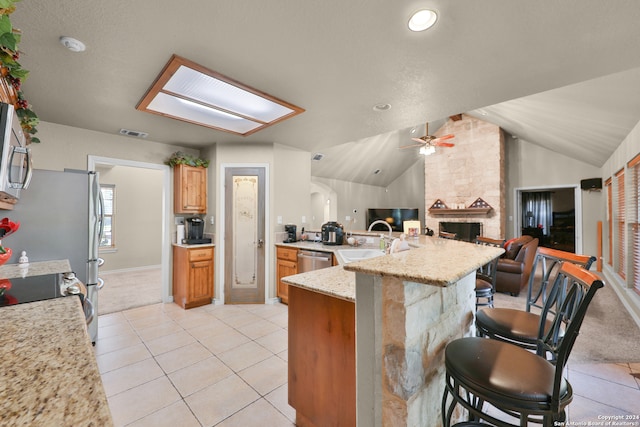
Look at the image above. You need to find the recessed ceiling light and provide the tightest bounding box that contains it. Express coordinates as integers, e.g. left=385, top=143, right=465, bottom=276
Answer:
left=408, top=9, right=438, bottom=32
left=59, top=36, right=86, bottom=52
left=137, top=55, right=305, bottom=136
left=373, top=103, right=391, bottom=112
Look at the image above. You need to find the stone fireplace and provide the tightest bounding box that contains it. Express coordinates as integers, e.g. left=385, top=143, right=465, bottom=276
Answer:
left=424, top=114, right=505, bottom=239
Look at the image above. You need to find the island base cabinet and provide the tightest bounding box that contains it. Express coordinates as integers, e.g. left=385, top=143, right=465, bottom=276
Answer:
left=288, top=285, right=355, bottom=427
left=173, top=245, right=214, bottom=309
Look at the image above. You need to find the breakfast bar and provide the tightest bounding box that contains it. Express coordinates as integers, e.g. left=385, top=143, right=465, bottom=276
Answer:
left=283, top=236, right=503, bottom=426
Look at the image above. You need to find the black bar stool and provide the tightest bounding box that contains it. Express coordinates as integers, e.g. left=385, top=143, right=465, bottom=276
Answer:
left=442, top=262, right=604, bottom=426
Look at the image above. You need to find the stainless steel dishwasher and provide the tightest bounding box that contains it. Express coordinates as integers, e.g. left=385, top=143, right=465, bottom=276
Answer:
left=297, top=250, right=333, bottom=272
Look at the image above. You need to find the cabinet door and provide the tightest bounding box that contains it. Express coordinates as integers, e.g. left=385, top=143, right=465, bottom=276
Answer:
left=189, top=259, right=213, bottom=303
left=276, top=258, right=297, bottom=304
left=175, top=165, right=207, bottom=213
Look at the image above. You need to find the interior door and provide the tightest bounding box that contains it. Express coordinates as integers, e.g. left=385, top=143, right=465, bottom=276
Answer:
left=224, top=167, right=266, bottom=303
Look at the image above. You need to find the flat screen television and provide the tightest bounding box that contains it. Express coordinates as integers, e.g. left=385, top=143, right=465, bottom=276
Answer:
left=366, top=208, right=419, bottom=232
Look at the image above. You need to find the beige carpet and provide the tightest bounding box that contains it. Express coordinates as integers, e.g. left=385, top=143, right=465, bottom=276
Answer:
left=492, top=273, right=640, bottom=364
left=98, top=267, right=162, bottom=315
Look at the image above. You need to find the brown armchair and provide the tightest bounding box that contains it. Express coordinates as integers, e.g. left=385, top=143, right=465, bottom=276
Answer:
left=495, top=236, right=539, bottom=296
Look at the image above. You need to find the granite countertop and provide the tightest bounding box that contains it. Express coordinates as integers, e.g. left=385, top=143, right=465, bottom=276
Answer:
left=281, top=237, right=504, bottom=301
left=0, top=297, right=113, bottom=426
left=0, top=259, right=72, bottom=279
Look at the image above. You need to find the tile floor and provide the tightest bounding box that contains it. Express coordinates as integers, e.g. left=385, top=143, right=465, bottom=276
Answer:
left=96, top=302, right=640, bottom=426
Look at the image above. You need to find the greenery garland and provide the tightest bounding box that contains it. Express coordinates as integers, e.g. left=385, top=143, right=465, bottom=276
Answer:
left=165, top=151, right=210, bottom=168
left=0, top=0, right=39, bottom=143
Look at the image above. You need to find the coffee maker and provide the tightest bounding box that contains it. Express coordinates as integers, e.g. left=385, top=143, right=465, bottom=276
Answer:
left=185, top=217, right=211, bottom=244
left=284, top=224, right=297, bottom=243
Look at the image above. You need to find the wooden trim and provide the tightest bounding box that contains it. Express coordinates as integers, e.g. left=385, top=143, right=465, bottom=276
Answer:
left=615, top=167, right=625, bottom=178
left=597, top=221, right=603, bottom=272
left=429, top=208, right=492, bottom=215
left=604, top=177, right=612, bottom=186
left=628, top=152, right=640, bottom=169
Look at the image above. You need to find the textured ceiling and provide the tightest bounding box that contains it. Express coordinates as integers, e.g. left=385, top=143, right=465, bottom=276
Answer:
left=11, top=0, right=640, bottom=186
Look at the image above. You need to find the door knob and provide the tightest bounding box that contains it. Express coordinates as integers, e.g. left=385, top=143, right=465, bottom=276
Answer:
left=257, top=239, right=264, bottom=248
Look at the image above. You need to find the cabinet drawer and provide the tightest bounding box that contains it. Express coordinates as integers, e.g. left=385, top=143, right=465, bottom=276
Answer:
left=189, top=247, right=214, bottom=261
left=277, top=247, right=298, bottom=262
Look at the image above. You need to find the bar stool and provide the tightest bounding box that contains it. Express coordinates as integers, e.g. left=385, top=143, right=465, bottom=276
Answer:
left=473, top=237, right=505, bottom=309
left=442, top=262, right=604, bottom=426
left=476, top=247, right=595, bottom=350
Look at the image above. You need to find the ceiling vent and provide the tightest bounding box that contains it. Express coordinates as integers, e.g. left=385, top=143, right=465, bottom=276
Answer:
left=312, top=153, right=325, bottom=161
left=119, top=129, right=149, bottom=138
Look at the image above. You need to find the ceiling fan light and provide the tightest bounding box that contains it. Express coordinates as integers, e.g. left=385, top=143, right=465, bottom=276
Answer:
left=419, top=146, right=436, bottom=156
left=408, top=9, right=438, bottom=32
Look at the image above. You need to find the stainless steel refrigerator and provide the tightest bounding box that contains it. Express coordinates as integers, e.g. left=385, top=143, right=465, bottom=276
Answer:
left=4, top=168, right=103, bottom=342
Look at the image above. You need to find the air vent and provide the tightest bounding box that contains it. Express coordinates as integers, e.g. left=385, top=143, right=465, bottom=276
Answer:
left=119, top=129, right=149, bottom=138
left=312, top=153, right=324, bottom=161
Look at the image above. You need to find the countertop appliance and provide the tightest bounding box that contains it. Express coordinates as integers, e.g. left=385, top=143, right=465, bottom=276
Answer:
left=321, top=221, right=344, bottom=245
left=5, top=169, right=104, bottom=342
left=284, top=224, right=297, bottom=243
left=297, top=250, right=332, bottom=273
left=0, top=102, right=32, bottom=201
left=0, top=271, right=93, bottom=324
left=184, top=217, right=211, bottom=244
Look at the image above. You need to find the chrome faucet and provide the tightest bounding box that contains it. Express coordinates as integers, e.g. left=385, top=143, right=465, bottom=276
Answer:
left=368, top=220, right=393, bottom=238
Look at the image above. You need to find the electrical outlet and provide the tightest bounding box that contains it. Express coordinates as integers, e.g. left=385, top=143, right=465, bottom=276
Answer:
left=210, top=216, right=215, bottom=225
left=302, top=216, right=306, bottom=223
left=277, top=216, right=283, bottom=225
left=346, top=215, right=351, bottom=221
left=175, top=216, right=185, bottom=225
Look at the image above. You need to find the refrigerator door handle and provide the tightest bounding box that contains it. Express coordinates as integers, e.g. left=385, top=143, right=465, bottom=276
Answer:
left=97, top=277, right=105, bottom=290
left=98, top=189, right=105, bottom=243
left=97, top=257, right=105, bottom=267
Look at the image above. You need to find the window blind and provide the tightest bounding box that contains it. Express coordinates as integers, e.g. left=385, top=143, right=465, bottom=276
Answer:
left=615, top=169, right=625, bottom=279
left=628, top=154, right=640, bottom=294
left=605, top=178, right=613, bottom=266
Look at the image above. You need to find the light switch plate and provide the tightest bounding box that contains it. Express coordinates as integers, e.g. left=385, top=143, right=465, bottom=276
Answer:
left=277, top=216, right=283, bottom=224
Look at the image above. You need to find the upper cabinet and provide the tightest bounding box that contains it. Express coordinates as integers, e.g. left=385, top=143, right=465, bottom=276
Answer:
left=174, top=164, right=207, bottom=214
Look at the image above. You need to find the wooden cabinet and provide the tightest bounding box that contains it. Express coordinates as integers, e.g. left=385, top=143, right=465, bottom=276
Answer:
left=288, top=285, right=356, bottom=427
left=276, top=246, right=298, bottom=304
left=174, top=164, right=207, bottom=214
left=173, top=245, right=214, bottom=309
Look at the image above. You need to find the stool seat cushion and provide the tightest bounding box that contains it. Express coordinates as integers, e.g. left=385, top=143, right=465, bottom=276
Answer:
left=446, top=337, right=569, bottom=405
left=476, top=308, right=552, bottom=344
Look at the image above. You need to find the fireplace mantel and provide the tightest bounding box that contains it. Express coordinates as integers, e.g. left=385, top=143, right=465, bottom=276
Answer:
left=429, top=207, right=492, bottom=215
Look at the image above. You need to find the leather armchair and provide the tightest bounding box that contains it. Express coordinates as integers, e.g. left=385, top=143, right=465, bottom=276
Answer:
left=495, top=236, right=539, bottom=296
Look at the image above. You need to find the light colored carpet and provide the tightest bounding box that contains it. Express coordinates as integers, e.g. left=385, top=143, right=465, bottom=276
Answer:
left=98, top=267, right=162, bottom=315
left=492, top=272, right=640, bottom=364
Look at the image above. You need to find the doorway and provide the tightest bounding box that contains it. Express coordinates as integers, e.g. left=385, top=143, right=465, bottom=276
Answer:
left=223, top=166, right=267, bottom=304
left=515, top=185, right=582, bottom=253
left=88, top=156, right=172, bottom=308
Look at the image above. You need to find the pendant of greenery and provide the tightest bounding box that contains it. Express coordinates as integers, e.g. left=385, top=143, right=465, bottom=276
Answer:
left=0, top=0, right=40, bottom=143
left=165, top=151, right=210, bottom=168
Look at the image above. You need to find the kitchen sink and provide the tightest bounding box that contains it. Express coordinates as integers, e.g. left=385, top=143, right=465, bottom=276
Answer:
left=337, top=248, right=385, bottom=264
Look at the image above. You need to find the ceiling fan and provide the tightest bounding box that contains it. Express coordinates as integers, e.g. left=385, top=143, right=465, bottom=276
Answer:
left=403, top=121, right=455, bottom=155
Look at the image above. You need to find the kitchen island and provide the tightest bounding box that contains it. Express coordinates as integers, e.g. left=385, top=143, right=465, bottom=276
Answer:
left=0, top=297, right=113, bottom=426
left=282, top=236, right=503, bottom=426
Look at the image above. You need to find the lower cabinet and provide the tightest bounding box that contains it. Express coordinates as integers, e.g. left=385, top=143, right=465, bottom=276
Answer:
left=173, top=245, right=214, bottom=309
left=276, top=246, right=298, bottom=304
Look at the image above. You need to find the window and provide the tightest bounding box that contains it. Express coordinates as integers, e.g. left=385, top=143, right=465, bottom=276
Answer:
left=615, top=169, right=625, bottom=279
left=628, top=154, right=640, bottom=294
left=100, top=184, right=115, bottom=250
left=605, top=177, right=613, bottom=266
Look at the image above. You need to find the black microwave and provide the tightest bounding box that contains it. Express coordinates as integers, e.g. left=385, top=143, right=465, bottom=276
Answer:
left=0, top=102, right=32, bottom=200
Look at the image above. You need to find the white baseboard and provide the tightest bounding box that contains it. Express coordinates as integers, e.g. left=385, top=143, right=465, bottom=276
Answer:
left=100, top=264, right=162, bottom=275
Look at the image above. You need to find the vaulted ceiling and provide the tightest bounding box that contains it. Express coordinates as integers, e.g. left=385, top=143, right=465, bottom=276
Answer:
left=12, top=1, right=640, bottom=186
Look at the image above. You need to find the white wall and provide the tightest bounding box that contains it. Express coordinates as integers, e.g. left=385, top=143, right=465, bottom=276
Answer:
left=206, top=142, right=311, bottom=301
left=96, top=165, right=163, bottom=271
left=29, top=121, right=198, bottom=171
left=505, top=136, right=603, bottom=256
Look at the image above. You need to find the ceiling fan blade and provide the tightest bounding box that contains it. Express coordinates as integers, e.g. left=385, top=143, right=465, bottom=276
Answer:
left=433, top=141, right=455, bottom=147
left=410, top=136, right=428, bottom=144
left=432, top=134, right=455, bottom=142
